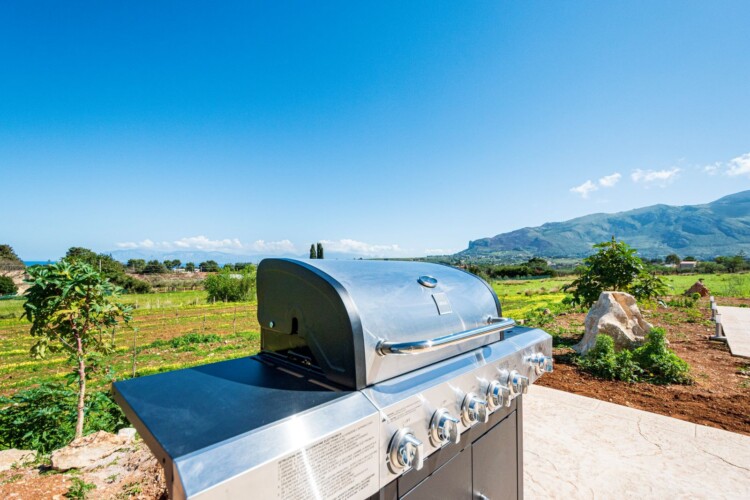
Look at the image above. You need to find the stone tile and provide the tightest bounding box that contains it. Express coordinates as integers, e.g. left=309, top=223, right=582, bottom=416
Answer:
left=524, top=386, right=750, bottom=499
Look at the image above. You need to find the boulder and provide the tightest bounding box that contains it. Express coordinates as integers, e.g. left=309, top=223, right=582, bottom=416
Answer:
left=51, top=431, right=132, bottom=471
left=685, top=280, right=710, bottom=297
left=0, top=448, right=37, bottom=471
left=574, top=291, right=652, bottom=355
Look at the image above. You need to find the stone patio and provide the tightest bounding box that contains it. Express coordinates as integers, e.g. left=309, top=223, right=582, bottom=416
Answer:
left=524, top=385, right=750, bottom=499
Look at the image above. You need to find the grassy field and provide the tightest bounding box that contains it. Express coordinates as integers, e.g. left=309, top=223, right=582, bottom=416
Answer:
left=0, top=291, right=260, bottom=396
left=1, top=272, right=749, bottom=397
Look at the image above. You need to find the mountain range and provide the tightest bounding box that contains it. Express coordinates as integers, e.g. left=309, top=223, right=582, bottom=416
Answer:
left=460, top=190, right=750, bottom=261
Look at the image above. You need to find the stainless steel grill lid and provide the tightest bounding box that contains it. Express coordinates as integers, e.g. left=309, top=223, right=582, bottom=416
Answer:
left=257, top=259, right=512, bottom=389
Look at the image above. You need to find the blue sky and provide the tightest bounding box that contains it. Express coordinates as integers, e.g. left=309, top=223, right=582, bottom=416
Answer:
left=1, top=1, right=749, bottom=260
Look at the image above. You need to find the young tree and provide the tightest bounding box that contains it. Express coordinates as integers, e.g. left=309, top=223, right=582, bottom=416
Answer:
left=664, top=253, right=681, bottom=265
left=316, top=242, right=324, bottom=259
left=563, top=237, right=667, bottom=308
left=23, top=261, right=131, bottom=440
left=309, top=244, right=317, bottom=259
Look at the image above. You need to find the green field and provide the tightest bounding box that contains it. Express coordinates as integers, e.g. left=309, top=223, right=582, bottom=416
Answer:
left=0, top=291, right=260, bottom=396
left=1, top=272, right=749, bottom=397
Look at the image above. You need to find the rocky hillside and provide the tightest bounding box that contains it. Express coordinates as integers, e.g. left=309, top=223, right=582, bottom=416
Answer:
left=461, top=190, right=750, bottom=260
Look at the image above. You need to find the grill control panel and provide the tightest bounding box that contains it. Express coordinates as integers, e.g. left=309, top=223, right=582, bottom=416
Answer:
left=368, top=328, right=553, bottom=488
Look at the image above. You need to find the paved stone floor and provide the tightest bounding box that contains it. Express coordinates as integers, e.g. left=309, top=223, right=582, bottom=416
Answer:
left=717, top=306, right=750, bottom=358
left=523, top=385, right=750, bottom=499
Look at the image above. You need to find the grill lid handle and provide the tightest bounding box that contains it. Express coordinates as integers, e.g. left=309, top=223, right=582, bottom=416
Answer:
left=376, top=317, right=516, bottom=356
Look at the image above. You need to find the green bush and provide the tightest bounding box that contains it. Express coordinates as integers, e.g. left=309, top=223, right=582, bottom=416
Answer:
left=578, top=327, right=691, bottom=385
left=577, top=335, right=640, bottom=382
left=204, top=266, right=256, bottom=303
left=0, top=275, right=17, bottom=295
left=633, top=328, right=692, bottom=384
left=0, top=383, right=128, bottom=453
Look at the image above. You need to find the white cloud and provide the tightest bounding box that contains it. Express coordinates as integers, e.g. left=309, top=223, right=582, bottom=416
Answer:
left=726, top=153, right=750, bottom=177
left=248, top=239, right=296, bottom=253
left=570, top=180, right=598, bottom=198
left=631, top=167, right=680, bottom=186
left=598, top=172, right=621, bottom=187
left=320, top=239, right=403, bottom=257
left=115, top=235, right=297, bottom=255
left=172, top=236, right=243, bottom=251
left=702, top=163, right=721, bottom=176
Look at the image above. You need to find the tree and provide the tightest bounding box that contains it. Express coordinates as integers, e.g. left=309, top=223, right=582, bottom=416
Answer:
left=563, top=237, right=667, bottom=308
left=665, top=254, right=681, bottom=265
left=185, top=262, right=196, bottom=272
left=126, top=259, right=146, bottom=273
left=66, top=247, right=150, bottom=293
left=310, top=244, right=317, bottom=259
left=683, top=256, right=697, bottom=262
left=204, top=266, right=257, bottom=302
left=199, top=260, right=220, bottom=272
left=163, top=259, right=181, bottom=271
left=23, top=261, right=131, bottom=440
left=0, top=275, right=18, bottom=295
left=316, top=242, right=324, bottom=259
left=0, top=244, right=24, bottom=270
left=143, top=260, right=168, bottom=274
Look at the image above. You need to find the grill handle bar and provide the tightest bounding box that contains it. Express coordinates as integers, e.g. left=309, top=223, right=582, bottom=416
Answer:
left=376, top=317, right=516, bottom=356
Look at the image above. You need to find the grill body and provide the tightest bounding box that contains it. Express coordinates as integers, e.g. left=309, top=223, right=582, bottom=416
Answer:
left=114, top=259, right=552, bottom=499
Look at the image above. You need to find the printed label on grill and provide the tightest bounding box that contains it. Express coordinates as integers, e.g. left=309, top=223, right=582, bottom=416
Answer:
left=275, top=416, right=379, bottom=500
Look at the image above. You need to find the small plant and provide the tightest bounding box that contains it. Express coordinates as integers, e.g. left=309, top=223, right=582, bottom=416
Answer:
left=65, top=477, right=96, bottom=499
left=0, top=384, right=128, bottom=453
left=633, top=328, right=692, bottom=384
left=578, top=327, right=691, bottom=385
left=577, top=335, right=641, bottom=382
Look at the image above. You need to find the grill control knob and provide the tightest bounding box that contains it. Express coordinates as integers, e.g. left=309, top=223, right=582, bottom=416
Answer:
left=388, top=428, right=424, bottom=473
left=509, top=370, right=529, bottom=397
left=429, top=408, right=460, bottom=447
left=461, top=393, right=489, bottom=426
left=486, top=380, right=511, bottom=410
left=528, top=352, right=554, bottom=375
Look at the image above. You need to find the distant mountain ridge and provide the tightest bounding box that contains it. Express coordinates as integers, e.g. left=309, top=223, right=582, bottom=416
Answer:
left=460, top=190, right=750, bottom=261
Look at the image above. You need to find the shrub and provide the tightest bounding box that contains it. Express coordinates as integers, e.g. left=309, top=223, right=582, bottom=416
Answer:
left=578, top=328, right=691, bottom=385
left=204, top=266, right=256, bottom=302
left=633, top=328, right=692, bottom=384
left=0, top=275, right=17, bottom=295
left=577, top=335, right=640, bottom=382
left=0, top=384, right=128, bottom=453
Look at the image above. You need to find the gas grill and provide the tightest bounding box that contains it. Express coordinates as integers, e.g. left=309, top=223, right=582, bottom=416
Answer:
left=114, top=259, right=552, bottom=499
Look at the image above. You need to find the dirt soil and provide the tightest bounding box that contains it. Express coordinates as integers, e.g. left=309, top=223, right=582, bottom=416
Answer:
left=0, top=442, right=166, bottom=500
left=538, top=296, right=750, bottom=436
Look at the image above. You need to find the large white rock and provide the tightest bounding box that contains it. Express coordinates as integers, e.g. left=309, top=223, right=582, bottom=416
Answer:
left=51, top=431, right=132, bottom=471
left=0, top=448, right=37, bottom=471
left=574, top=291, right=652, bottom=355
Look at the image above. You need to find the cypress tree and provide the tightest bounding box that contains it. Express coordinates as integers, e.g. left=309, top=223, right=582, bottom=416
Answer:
left=316, top=242, right=324, bottom=259
left=309, top=244, right=317, bottom=259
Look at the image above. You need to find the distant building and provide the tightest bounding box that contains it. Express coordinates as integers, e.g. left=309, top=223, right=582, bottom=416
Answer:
left=679, top=261, right=698, bottom=270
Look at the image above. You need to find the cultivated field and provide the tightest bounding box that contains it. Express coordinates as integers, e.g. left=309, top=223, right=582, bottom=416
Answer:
left=2, top=272, right=749, bottom=432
